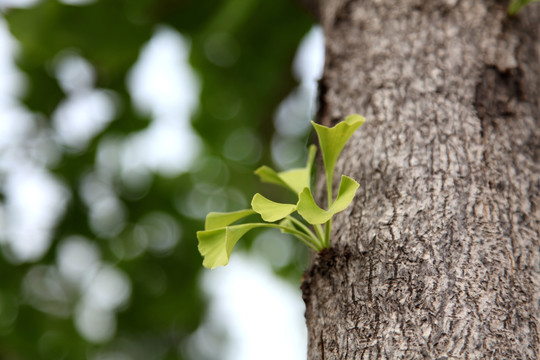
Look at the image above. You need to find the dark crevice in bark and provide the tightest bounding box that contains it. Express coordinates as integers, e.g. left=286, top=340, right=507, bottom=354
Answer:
left=474, top=66, right=523, bottom=126
left=474, top=65, right=523, bottom=169
left=301, top=248, right=336, bottom=304
left=332, top=0, right=356, bottom=29
left=316, top=76, right=331, bottom=127
left=319, top=331, right=325, bottom=360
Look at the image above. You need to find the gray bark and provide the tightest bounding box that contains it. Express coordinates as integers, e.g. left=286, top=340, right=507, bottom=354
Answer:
left=302, top=0, right=540, bottom=359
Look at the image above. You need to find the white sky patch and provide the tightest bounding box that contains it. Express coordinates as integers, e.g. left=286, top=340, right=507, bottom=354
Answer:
left=137, top=211, right=181, bottom=255
left=0, top=108, right=34, bottom=159
left=53, top=89, right=117, bottom=151
left=128, top=26, right=199, bottom=118
left=121, top=118, right=201, bottom=177
left=2, top=165, right=69, bottom=262
left=59, top=0, right=95, bottom=6
left=273, top=86, right=314, bottom=138
left=74, top=264, right=131, bottom=343
left=74, top=302, right=116, bottom=343
left=196, top=254, right=307, bottom=360
left=54, top=52, right=95, bottom=93
left=56, top=236, right=101, bottom=288
left=54, top=236, right=132, bottom=343
left=50, top=52, right=116, bottom=151
left=293, top=25, right=325, bottom=83
left=0, top=0, right=40, bottom=10
left=83, top=265, right=131, bottom=312
left=125, top=26, right=201, bottom=177
left=78, top=171, right=127, bottom=238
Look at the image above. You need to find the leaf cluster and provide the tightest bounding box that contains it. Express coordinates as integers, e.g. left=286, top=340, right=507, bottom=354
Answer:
left=197, top=115, right=365, bottom=269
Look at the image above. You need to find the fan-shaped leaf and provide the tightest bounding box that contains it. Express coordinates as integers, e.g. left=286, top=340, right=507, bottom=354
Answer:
left=312, top=115, right=365, bottom=192
left=297, top=175, right=359, bottom=224
left=254, top=145, right=317, bottom=194
left=251, top=193, right=296, bottom=222
left=197, top=223, right=262, bottom=269
left=205, top=209, right=256, bottom=230
left=253, top=166, right=289, bottom=189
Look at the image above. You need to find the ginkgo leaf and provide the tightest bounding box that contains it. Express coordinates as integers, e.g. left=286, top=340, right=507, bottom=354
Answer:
left=197, top=223, right=262, bottom=269
left=205, top=209, right=256, bottom=230
left=297, top=175, right=359, bottom=224
left=254, top=145, right=317, bottom=194
left=251, top=193, right=296, bottom=222
left=253, top=166, right=289, bottom=190
left=312, top=115, right=365, bottom=197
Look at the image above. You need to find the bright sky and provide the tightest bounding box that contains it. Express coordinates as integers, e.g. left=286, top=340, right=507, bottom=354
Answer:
left=193, top=253, right=308, bottom=360
left=0, top=4, right=324, bottom=357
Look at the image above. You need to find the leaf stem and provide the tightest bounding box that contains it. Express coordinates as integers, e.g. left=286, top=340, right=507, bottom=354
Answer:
left=313, top=224, right=325, bottom=249
left=286, top=216, right=322, bottom=248
left=326, top=174, right=333, bottom=210
left=325, top=171, right=334, bottom=249
left=324, top=218, right=332, bottom=248
left=263, top=223, right=319, bottom=251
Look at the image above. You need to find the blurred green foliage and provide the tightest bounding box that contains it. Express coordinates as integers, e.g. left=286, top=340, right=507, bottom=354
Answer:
left=0, top=0, right=313, bottom=359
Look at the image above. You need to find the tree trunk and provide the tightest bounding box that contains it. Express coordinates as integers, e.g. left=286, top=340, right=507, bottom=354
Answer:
left=301, top=0, right=540, bottom=358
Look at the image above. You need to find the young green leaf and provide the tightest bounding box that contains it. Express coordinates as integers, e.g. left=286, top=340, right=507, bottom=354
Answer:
left=508, top=0, right=540, bottom=15
left=197, top=223, right=262, bottom=269
left=251, top=193, right=296, bottom=222
left=254, top=145, right=317, bottom=194
left=312, top=115, right=365, bottom=201
left=253, top=165, right=290, bottom=190
left=297, top=175, right=359, bottom=224
left=205, top=209, right=256, bottom=230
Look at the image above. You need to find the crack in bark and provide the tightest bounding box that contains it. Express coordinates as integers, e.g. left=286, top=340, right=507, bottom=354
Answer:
left=320, top=331, right=325, bottom=360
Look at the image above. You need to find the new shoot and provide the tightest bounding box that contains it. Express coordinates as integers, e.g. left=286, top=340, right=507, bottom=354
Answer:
left=197, top=115, right=365, bottom=269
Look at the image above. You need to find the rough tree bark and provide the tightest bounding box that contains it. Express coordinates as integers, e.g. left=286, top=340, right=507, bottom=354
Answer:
left=301, top=0, right=540, bottom=358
